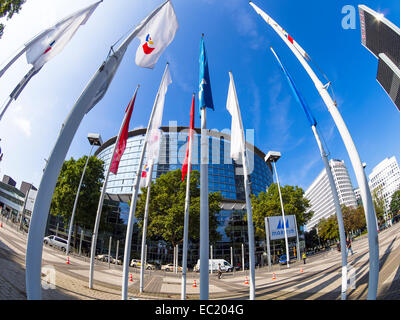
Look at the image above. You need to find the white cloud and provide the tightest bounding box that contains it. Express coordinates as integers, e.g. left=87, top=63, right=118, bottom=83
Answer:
left=13, top=117, right=32, bottom=137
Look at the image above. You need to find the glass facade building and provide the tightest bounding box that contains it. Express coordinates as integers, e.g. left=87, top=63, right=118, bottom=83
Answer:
left=94, top=126, right=273, bottom=266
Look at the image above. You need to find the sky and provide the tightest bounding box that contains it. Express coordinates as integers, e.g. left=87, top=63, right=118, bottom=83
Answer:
left=0, top=0, right=400, bottom=194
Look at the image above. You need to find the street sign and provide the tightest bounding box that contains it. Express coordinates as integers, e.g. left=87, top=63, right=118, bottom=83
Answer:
left=268, top=215, right=297, bottom=240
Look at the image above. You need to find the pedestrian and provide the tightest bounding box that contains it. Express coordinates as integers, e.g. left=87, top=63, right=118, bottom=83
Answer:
left=336, top=240, right=341, bottom=252
left=346, top=235, right=354, bottom=256
left=302, top=252, right=307, bottom=264
left=217, top=263, right=222, bottom=279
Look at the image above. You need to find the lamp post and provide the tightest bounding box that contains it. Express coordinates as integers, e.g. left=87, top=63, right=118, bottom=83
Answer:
left=265, top=151, right=290, bottom=268
left=66, top=133, right=102, bottom=256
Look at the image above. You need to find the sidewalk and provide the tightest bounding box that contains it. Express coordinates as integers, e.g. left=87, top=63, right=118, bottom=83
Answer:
left=1, top=217, right=400, bottom=300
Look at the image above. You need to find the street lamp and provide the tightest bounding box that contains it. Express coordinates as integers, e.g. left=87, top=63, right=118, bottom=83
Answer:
left=66, top=133, right=102, bottom=256
left=265, top=151, right=290, bottom=268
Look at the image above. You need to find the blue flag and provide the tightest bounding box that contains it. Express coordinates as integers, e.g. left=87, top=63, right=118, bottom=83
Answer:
left=199, top=36, right=214, bottom=113
left=271, top=48, right=317, bottom=127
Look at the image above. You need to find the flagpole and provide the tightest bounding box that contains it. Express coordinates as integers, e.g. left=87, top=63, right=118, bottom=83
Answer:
left=0, top=0, right=104, bottom=121
left=199, top=106, right=209, bottom=300
left=0, top=0, right=102, bottom=79
left=25, top=53, right=124, bottom=300
left=25, top=1, right=171, bottom=300
left=89, top=85, right=139, bottom=290
left=228, top=72, right=256, bottom=300
left=121, top=63, right=170, bottom=300
left=311, top=125, right=348, bottom=299
left=250, top=1, right=379, bottom=300
left=66, top=143, right=95, bottom=256
left=270, top=46, right=348, bottom=298
left=139, top=161, right=154, bottom=293
left=273, top=160, right=290, bottom=269
left=181, top=94, right=195, bottom=300
left=0, top=67, right=39, bottom=122
left=199, top=33, right=212, bottom=301
left=0, top=46, right=28, bottom=79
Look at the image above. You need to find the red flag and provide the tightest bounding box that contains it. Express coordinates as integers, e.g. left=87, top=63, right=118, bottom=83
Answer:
left=182, top=94, right=195, bottom=182
left=110, top=92, right=137, bottom=175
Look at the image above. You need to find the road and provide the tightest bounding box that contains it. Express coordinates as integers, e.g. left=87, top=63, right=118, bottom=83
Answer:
left=0, top=217, right=399, bottom=300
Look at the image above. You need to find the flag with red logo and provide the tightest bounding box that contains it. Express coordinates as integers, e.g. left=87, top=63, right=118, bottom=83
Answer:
left=110, top=91, right=137, bottom=175
left=25, top=1, right=102, bottom=70
left=140, top=162, right=152, bottom=188
left=135, top=1, right=179, bottom=69
left=181, top=94, right=195, bottom=182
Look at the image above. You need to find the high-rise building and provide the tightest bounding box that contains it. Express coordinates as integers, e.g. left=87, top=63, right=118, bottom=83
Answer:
left=368, top=156, right=400, bottom=219
left=90, top=126, right=274, bottom=265
left=19, top=182, right=37, bottom=197
left=359, top=5, right=400, bottom=112
left=2, top=175, right=16, bottom=187
left=354, top=187, right=362, bottom=206
left=305, top=159, right=357, bottom=231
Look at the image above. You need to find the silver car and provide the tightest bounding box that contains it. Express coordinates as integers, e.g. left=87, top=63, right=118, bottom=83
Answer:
left=43, top=235, right=68, bottom=252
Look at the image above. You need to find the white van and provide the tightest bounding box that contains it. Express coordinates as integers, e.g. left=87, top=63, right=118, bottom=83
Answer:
left=43, top=235, right=68, bottom=252
left=194, top=259, right=233, bottom=273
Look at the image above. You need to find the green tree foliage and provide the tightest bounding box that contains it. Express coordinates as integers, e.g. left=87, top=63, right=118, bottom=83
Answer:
left=317, top=216, right=338, bottom=242
left=50, top=156, right=107, bottom=231
left=135, top=169, right=222, bottom=247
left=250, top=183, right=313, bottom=239
left=390, top=190, right=400, bottom=216
left=372, top=187, right=386, bottom=225
left=304, top=228, right=320, bottom=249
left=0, top=0, right=26, bottom=38
left=342, top=205, right=366, bottom=233
left=316, top=205, right=367, bottom=242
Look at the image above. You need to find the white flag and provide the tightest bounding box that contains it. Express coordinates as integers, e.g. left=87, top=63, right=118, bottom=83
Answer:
left=226, top=72, right=245, bottom=161
left=135, top=1, right=179, bottom=69
left=146, top=64, right=172, bottom=162
left=25, top=1, right=102, bottom=70
left=139, top=161, right=153, bottom=189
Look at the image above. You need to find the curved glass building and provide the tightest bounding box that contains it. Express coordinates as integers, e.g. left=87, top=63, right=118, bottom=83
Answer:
left=94, top=126, right=273, bottom=266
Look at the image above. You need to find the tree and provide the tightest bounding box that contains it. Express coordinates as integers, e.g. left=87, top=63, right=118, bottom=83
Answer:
left=134, top=169, right=222, bottom=248
left=0, top=0, right=26, bottom=39
left=50, top=156, right=107, bottom=233
left=317, top=216, right=339, bottom=242
left=250, top=183, right=313, bottom=240
left=372, top=187, right=386, bottom=225
left=390, top=190, right=400, bottom=217
left=342, top=205, right=366, bottom=234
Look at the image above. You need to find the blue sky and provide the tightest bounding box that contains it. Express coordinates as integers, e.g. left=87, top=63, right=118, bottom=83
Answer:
left=0, top=0, right=400, bottom=193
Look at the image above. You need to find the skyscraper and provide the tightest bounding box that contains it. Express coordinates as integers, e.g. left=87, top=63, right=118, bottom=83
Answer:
left=305, top=159, right=357, bottom=231
left=368, top=156, right=400, bottom=220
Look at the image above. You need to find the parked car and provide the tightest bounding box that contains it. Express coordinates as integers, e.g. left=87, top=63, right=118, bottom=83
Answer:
left=115, top=256, right=123, bottom=265
left=161, top=263, right=182, bottom=272
left=130, top=259, right=142, bottom=268
left=43, top=235, right=68, bottom=252
left=278, top=255, right=296, bottom=265
left=145, top=262, right=155, bottom=270
left=95, top=254, right=114, bottom=263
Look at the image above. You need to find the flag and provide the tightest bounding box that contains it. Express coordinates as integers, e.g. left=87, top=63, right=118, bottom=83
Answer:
left=110, top=91, right=137, bottom=175
left=25, top=1, right=102, bottom=70
left=249, top=2, right=311, bottom=61
left=270, top=48, right=317, bottom=127
left=182, top=94, right=195, bottom=182
left=140, top=162, right=152, bottom=188
left=146, top=64, right=172, bottom=162
left=135, top=1, right=178, bottom=69
left=226, top=72, right=245, bottom=161
left=199, top=35, right=214, bottom=113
